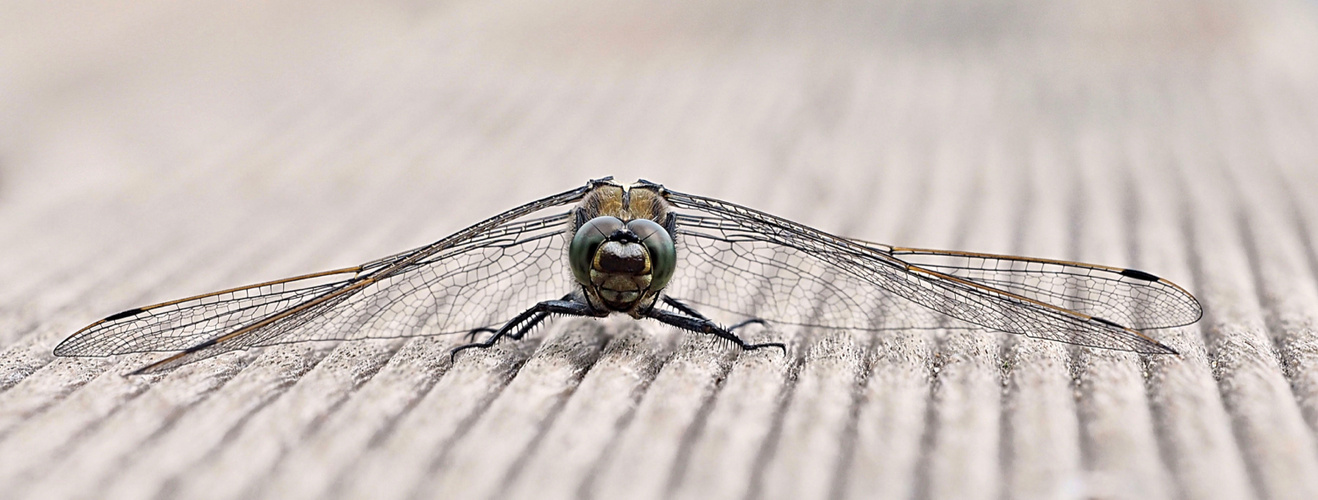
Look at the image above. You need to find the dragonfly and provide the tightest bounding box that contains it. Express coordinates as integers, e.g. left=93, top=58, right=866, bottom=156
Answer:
left=56, top=177, right=1202, bottom=374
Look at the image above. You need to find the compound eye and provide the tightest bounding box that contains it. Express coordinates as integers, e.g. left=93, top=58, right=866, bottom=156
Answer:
left=627, top=218, right=676, bottom=290
left=569, top=216, right=625, bottom=285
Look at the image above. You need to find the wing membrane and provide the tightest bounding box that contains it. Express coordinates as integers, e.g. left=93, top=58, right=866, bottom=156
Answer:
left=56, top=185, right=591, bottom=370
left=53, top=268, right=361, bottom=357
left=878, top=246, right=1201, bottom=330
left=58, top=178, right=1201, bottom=372
left=665, top=190, right=1199, bottom=354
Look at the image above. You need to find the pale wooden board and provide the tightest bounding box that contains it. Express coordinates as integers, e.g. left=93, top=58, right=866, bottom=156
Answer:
left=3, top=0, right=1318, bottom=499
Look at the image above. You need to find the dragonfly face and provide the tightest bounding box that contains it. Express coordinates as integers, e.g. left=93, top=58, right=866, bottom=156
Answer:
left=568, top=181, right=678, bottom=315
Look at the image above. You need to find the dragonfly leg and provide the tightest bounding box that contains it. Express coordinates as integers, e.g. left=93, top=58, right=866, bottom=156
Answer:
left=507, top=312, right=551, bottom=340
left=450, top=298, right=601, bottom=360
left=661, top=296, right=767, bottom=333
left=727, top=318, right=767, bottom=332
left=462, top=293, right=571, bottom=343
left=464, top=327, right=496, bottom=342
left=660, top=296, right=707, bottom=318
left=644, top=307, right=785, bottom=354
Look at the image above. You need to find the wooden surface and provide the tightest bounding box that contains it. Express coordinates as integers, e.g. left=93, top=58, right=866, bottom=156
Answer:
left=3, top=1, right=1318, bottom=499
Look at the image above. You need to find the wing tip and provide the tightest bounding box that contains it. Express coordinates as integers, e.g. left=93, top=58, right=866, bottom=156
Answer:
left=1089, top=315, right=1180, bottom=356
left=1143, top=338, right=1180, bottom=356
left=51, top=343, right=74, bottom=357
left=55, top=309, right=148, bottom=357
left=52, top=334, right=89, bottom=357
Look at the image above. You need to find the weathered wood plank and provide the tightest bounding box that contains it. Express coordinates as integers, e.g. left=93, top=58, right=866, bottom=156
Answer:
left=2, top=1, right=1318, bottom=500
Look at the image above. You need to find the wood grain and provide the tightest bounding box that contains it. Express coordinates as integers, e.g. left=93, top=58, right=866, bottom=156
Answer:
left=3, top=0, right=1318, bottom=499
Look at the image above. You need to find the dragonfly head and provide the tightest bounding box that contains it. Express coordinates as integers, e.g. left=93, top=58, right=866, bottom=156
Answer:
left=570, top=215, right=676, bottom=311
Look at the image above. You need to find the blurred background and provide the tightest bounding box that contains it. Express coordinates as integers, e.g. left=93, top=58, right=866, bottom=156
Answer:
left=3, top=1, right=1318, bottom=499
left=7, top=0, right=1312, bottom=256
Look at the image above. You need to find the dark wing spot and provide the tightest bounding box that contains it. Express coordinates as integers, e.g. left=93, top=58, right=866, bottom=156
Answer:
left=105, top=308, right=144, bottom=321
left=1090, top=316, right=1123, bottom=328
left=1120, top=268, right=1160, bottom=281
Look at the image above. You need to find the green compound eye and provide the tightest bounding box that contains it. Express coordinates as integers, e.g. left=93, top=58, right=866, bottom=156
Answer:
left=570, top=216, right=625, bottom=285
left=627, top=218, right=676, bottom=290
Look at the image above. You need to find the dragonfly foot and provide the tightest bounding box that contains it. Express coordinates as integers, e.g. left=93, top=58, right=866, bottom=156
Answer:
left=645, top=307, right=784, bottom=356
left=743, top=341, right=787, bottom=356
left=449, top=341, right=495, bottom=361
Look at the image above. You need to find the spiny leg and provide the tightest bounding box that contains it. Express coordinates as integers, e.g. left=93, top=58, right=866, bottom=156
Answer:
left=661, top=296, right=768, bottom=333
left=450, top=297, right=602, bottom=360
left=644, top=307, right=785, bottom=354
left=508, top=311, right=551, bottom=340
left=661, top=296, right=707, bottom=319
left=462, top=311, right=549, bottom=343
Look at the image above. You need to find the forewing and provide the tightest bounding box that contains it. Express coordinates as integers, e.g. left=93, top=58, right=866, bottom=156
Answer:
left=56, top=185, right=590, bottom=370
left=666, top=213, right=948, bottom=332
left=53, top=268, right=361, bottom=357
left=665, top=190, right=1193, bottom=354
left=252, top=213, right=576, bottom=346
left=877, top=246, right=1202, bottom=330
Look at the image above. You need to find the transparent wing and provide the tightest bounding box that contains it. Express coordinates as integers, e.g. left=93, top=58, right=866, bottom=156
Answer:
left=665, top=190, right=1200, bottom=354
left=55, top=184, right=591, bottom=371
left=876, top=245, right=1201, bottom=330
